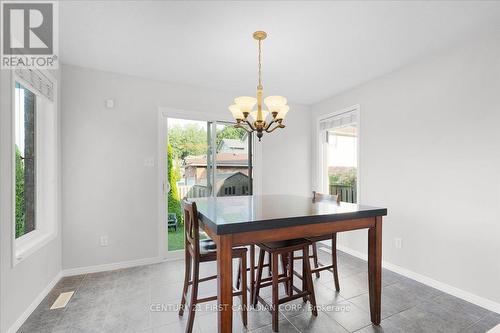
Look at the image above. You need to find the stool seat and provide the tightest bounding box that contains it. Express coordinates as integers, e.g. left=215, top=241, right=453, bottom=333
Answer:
left=200, top=239, right=216, bottom=253
left=199, top=239, right=247, bottom=261
left=305, top=234, right=331, bottom=242
left=259, top=238, right=311, bottom=251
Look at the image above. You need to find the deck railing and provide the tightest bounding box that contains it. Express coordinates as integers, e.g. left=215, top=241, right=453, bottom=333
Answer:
left=329, top=184, right=357, bottom=203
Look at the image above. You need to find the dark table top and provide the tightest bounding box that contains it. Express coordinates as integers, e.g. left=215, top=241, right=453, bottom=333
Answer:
left=190, top=195, right=387, bottom=235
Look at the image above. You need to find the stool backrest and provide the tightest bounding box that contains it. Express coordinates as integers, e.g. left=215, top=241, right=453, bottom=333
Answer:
left=183, top=200, right=200, bottom=255
left=312, top=191, right=340, bottom=203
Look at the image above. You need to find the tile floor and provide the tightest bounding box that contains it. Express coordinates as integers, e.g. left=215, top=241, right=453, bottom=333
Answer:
left=18, top=248, right=500, bottom=333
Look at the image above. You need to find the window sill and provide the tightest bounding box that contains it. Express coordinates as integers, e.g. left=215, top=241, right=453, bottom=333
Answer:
left=14, top=230, right=57, bottom=266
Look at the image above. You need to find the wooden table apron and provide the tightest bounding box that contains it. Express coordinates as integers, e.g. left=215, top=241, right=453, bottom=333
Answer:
left=199, top=215, right=384, bottom=333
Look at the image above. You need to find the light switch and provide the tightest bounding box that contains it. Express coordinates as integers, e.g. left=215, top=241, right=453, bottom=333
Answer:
left=105, top=99, right=115, bottom=109
left=100, top=235, right=109, bottom=247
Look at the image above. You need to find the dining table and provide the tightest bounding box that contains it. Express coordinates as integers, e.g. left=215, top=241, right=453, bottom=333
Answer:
left=192, top=194, right=387, bottom=333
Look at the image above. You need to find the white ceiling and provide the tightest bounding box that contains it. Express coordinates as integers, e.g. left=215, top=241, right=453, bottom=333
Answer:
left=60, top=1, right=500, bottom=105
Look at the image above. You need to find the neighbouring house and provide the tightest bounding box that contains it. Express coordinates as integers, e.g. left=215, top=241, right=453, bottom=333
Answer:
left=188, top=172, right=250, bottom=197
left=179, top=138, right=251, bottom=198
left=183, top=152, right=249, bottom=184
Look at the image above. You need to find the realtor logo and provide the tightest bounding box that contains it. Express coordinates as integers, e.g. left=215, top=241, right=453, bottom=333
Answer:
left=1, top=1, right=58, bottom=69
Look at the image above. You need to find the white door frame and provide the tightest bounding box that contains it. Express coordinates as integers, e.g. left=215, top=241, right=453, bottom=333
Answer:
left=315, top=104, right=360, bottom=202
left=157, top=107, right=262, bottom=259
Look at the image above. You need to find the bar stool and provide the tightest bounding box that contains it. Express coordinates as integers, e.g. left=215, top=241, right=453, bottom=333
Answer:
left=253, top=239, right=318, bottom=332
left=304, top=191, right=341, bottom=291
left=236, top=246, right=278, bottom=305
left=179, top=200, right=248, bottom=333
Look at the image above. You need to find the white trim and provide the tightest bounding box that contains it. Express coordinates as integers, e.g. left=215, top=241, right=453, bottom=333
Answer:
left=13, top=230, right=57, bottom=263
left=315, top=104, right=360, bottom=201
left=61, top=256, right=176, bottom=277
left=6, top=271, right=62, bottom=333
left=11, top=70, right=59, bottom=266
left=158, top=110, right=168, bottom=259
left=159, top=106, right=232, bottom=123
left=335, top=244, right=500, bottom=315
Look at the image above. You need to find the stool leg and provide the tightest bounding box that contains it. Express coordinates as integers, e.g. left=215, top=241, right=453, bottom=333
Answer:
left=281, top=253, right=289, bottom=295
left=303, top=245, right=318, bottom=317
left=312, top=243, right=320, bottom=278
left=267, top=252, right=272, bottom=277
left=253, top=249, right=265, bottom=308
left=332, top=234, right=340, bottom=291
left=179, top=250, right=192, bottom=316
left=272, top=252, right=279, bottom=332
left=287, top=251, right=293, bottom=297
left=250, top=245, right=255, bottom=305
left=236, top=261, right=242, bottom=290
left=302, top=249, right=307, bottom=303
left=186, top=258, right=199, bottom=333
left=241, top=254, right=248, bottom=326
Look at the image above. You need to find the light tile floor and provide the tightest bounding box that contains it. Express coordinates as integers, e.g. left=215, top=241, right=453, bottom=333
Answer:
left=18, top=249, right=500, bottom=333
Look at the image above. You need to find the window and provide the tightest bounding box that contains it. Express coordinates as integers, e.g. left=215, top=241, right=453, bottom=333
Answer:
left=319, top=108, right=358, bottom=203
left=15, top=82, right=37, bottom=238
left=13, top=70, right=58, bottom=264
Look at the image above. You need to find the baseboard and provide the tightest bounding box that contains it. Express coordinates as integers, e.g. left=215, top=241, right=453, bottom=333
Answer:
left=6, top=270, right=63, bottom=333
left=61, top=256, right=165, bottom=277
left=334, top=244, right=500, bottom=315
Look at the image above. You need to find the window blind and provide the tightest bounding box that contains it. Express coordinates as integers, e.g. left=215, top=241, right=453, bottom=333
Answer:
left=319, top=110, right=356, bottom=131
left=15, top=69, right=54, bottom=102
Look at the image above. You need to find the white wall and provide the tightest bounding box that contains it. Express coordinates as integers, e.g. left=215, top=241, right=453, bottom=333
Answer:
left=0, top=69, right=62, bottom=333
left=260, top=103, right=312, bottom=196
left=312, top=33, right=500, bottom=306
left=61, top=64, right=310, bottom=270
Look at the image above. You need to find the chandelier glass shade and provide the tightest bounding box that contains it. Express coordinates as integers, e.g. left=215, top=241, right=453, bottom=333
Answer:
left=228, top=31, right=289, bottom=141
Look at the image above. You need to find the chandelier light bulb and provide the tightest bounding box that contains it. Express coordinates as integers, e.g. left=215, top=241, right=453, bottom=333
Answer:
left=228, top=105, right=244, bottom=121
left=276, top=105, right=290, bottom=120
left=234, top=96, right=257, bottom=113
left=264, top=96, right=288, bottom=113
left=250, top=109, right=269, bottom=122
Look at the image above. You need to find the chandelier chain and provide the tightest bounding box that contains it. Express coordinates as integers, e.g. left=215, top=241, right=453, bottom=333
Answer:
left=258, top=39, right=262, bottom=87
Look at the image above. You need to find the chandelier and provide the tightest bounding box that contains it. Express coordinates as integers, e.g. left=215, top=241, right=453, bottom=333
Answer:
left=228, top=31, right=289, bottom=141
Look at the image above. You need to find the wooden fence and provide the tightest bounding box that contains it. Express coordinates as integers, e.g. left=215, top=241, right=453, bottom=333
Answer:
left=329, top=184, right=357, bottom=203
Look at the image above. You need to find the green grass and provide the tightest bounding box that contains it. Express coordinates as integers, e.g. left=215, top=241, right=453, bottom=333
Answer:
left=168, top=227, right=185, bottom=251
left=167, top=225, right=209, bottom=252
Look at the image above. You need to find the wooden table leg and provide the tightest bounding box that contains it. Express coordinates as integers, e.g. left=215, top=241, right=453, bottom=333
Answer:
left=368, top=216, right=382, bottom=325
left=249, top=244, right=255, bottom=306
left=217, top=235, right=233, bottom=333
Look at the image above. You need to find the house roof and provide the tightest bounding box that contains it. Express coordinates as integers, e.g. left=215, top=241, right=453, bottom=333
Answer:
left=185, top=152, right=248, bottom=167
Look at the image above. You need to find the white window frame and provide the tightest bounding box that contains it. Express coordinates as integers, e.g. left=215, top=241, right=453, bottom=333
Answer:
left=11, top=71, right=58, bottom=266
left=316, top=104, right=360, bottom=202
left=157, top=107, right=262, bottom=259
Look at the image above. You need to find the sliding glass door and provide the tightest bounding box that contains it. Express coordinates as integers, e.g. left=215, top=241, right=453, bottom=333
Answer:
left=166, top=118, right=252, bottom=252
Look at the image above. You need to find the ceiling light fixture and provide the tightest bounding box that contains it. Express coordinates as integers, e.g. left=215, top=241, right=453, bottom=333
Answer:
left=228, top=31, right=289, bottom=141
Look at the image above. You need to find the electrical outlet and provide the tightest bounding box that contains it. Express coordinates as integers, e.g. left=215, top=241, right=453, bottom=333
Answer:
left=100, top=235, right=109, bottom=247
left=395, top=238, right=402, bottom=249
